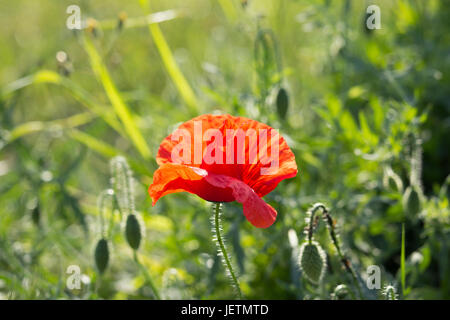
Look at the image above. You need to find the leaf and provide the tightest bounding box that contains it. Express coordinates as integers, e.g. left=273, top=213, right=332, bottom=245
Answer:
left=358, top=111, right=378, bottom=146
left=339, top=111, right=359, bottom=141
left=326, top=94, right=342, bottom=118
left=369, top=96, right=384, bottom=132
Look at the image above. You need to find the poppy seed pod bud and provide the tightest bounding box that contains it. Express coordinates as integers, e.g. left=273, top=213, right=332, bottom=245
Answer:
left=402, top=185, right=422, bottom=216
left=31, top=204, right=40, bottom=226
left=383, top=168, right=403, bottom=193
left=276, top=87, right=289, bottom=120
left=125, top=214, right=142, bottom=250
left=94, top=238, right=109, bottom=274
left=332, top=284, right=349, bottom=300
left=298, top=241, right=327, bottom=284
left=383, top=284, right=397, bottom=300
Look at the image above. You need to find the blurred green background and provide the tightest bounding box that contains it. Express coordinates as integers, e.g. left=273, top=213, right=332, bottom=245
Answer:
left=0, top=0, right=449, bottom=299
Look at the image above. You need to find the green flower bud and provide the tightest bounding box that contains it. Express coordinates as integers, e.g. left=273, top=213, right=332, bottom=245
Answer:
left=94, top=238, right=109, bottom=274
left=332, top=284, right=349, bottom=300
left=125, top=214, right=142, bottom=250
left=383, top=168, right=403, bottom=192
left=31, top=204, right=40, bottom=226
left=276, top=87, right=289, bottom=120
left=402, top=185, right=422, bottom=216
left=383, top=284, right=397, bottom=300
left=298, top=241, right=327, bottom=284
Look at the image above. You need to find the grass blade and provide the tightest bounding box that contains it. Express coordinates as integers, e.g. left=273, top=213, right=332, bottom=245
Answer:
left=68, top=129, right=120, bottom=158
left=96, top=9, right=182, bottom=30
left=83, top=35, right=152, bottom=159
left=7, top=112, right=96, bottom=143
left=68, top=129, right=154, bottom=178
left=2, top=70, right=126, bottom=136
left=218, top=0, right=238, bottom=22
left=139, top=0, right=199, bottom=115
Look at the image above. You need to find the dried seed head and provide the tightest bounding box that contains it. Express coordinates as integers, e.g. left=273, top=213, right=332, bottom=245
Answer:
left=86, top=18, right=98, bottom=36
left=56, top=51, right=68, bottom=64
left=298, top=241, right=327, bottom=285
left=56, top=51, right=73, bottom=77
left=117, top=11, right=128, bottom=30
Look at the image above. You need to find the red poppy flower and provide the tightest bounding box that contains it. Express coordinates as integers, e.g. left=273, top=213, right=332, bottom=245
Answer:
left=148, top=114, right=298, bottom=228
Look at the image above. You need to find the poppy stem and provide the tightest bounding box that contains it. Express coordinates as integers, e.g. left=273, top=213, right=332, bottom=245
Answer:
left=213, top=202, right=243, bottom=299
left=307, top=203, right=326, bottom=244
left=321, top=208, right=363, bottom=300
left=133, top=250, right=161, bottom=300
left=306, top=203, right=363, bottom=299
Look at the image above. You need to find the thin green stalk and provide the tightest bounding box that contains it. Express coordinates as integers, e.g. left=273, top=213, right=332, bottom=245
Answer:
left=83, top=35, right=152, bottom=159
left=322, top=210, right=363, bottom=300
left=94, top=9, right=182, bottom=30
left=133, top=250, right=161, bottom=300
left=214, top=203, right=243, bottom=299
left=401, top=223, right=406, bottom=296
left=306, top=203, right=324, bottom=244
left=218, top=0, right=238, bottom=22
left=384, top=70, right=415, bottom=106
left=98, top=190, right=107, bottom=237
left=139, top=0, right=199, bottom=115
left=306, top=203, right=362, bottom=299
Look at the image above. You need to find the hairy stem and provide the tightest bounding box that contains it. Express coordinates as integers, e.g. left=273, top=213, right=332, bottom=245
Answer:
left=213, top=202, right=243, bottom=299
left=307, top=203, right=326, bottom=244
left=322, top=209, right=363, bottom=299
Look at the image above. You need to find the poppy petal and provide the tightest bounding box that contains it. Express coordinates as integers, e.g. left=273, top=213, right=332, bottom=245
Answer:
left=204, top=174, right=277, bottom=228
left=148, top=163, right=235, bottom=205
left=148, top=163, right=277, bottom=228
left=155, top=114, right=297, bottom=195
left=245, top=142, right=298, bottom=197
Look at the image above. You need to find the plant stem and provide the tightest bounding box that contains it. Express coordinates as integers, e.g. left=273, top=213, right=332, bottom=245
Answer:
left=307, top=203, right=326, bottom=244
left=133, top=250, right=161, bottom=300
left=214, top=202, right=243, bottom=299
left=322, top=210, right=363, bottom=300
left=401, top=223, right=406, bottom=296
